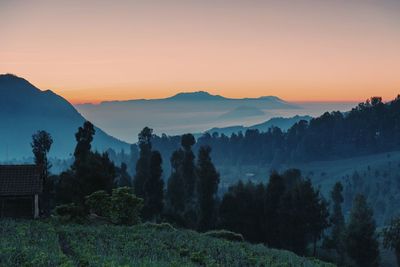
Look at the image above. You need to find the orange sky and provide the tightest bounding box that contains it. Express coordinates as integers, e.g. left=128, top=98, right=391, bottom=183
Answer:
left=1, top=0, right=399, bottom=104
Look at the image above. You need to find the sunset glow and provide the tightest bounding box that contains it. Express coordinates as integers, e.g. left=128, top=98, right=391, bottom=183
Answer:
left=1, top=0, right=399, bottom=103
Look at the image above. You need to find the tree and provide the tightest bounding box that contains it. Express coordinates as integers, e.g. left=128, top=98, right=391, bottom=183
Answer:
left=344, top=194, right=379, bottom=267
left=327, top=182, right=345, bottom=261
left=181, top=134, right=197, bottom=226
left=142, top=151, right=164, bottom=221
left=166, top=133, right=197, bottom=227
left=382, top=216, right=400, bottom=267
left=118, top=163, right=131, bottom=187
left=31, top=130, right=53, bottom=215
left=31, top=130, right=53, bottom=181
left=166, top=149, right=185, bottom=222
left=279, top=179, right=329, bottom=255
left=196, top=146, right=220, bottom=231
left=73, top=121, right=95, bottom=164
left=307, top=185, right=329, bottom=256
left=133, top=127, right=164, bottom=221
left=264, top=171, right=286, bottom=247
left=218, top=181, right=266, bottom=243
left=56, top=121, right=116, bottom=204
left=181, top=133, right=197, bottom=202
left=133, top=127, right=153, bottom=198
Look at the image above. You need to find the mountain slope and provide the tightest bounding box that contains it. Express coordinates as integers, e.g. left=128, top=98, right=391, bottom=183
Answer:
left=0, top=74, right=129, bottom=160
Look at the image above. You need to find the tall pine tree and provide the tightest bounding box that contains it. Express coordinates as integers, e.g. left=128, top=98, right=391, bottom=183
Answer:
left=166, top=149, right=185, bottom=215
left=118, top=163, right=131, bottom=187
left=264, top=171, right=286, bottom=248
left=31, top=130, right=53, bottom=215
left=196, top=146, right=220, bottom=231
left=181, top=134, right=196, bottom=201
left=142, top=151, right=164, bottom=221
left=133, top=127, right=153, bottom=198
left=344, top=194, right=379, bottom=267
left=56, top=121, right=116, bottom=204
left=31, top=130, right=53, bottom=182
left=327, top=181, right=345, bottom=262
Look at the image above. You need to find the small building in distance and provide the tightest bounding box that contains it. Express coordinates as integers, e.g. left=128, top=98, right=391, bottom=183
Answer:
left=0, top=165, right=42, bottom=219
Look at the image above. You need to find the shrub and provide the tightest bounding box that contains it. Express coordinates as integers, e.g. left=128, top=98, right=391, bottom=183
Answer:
left=54, top=203, right=87, bottom=223
left=202, top=229, right=244, bottom=242
left=85, top=190, right=111, bottom=217
left=109, top=187, right=143, bottom=225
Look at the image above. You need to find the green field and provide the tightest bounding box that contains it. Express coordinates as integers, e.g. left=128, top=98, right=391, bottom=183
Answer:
left=0, top=220, right=334, bottom=267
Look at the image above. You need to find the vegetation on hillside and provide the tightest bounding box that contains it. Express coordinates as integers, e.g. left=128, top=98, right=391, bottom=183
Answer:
left=0, top=220, right=334, bottom=267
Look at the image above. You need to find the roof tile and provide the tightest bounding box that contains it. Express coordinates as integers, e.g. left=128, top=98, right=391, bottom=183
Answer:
left=0, top=165, right=42, bottom=196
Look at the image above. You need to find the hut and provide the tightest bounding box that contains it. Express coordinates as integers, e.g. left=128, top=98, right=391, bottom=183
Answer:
left=0, top=165, right=42, bottom=218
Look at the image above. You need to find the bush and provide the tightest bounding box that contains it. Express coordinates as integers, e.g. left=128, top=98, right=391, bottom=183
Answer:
left=54, top=203, right=87, bottom=223
left=202, top=229, right=244, bottom=242
left=85, top=190, right=111, bottom=217
left=109, top=187, right=143, bottom=225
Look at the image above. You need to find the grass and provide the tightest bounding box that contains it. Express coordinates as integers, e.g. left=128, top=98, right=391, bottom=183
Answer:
left=0, top=219, right=335, bottom=267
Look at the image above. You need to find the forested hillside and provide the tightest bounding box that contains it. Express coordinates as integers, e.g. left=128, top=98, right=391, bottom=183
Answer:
left=141, top=96, right=400, bottom=169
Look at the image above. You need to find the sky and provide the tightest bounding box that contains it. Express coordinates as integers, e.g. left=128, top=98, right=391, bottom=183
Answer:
left=1, top=0, right=399, bottom=104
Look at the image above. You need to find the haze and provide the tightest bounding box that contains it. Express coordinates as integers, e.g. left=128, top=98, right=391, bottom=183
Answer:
left=1, top=0, right=399, bottom=104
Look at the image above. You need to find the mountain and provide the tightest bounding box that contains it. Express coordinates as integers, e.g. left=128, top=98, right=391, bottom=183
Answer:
left=207, top=115, right=312, bottom=136
left=0, top=74, right=129, bottom=160
left=166, top=91, right=226, bottom=101
left=76, top=91, right=299, bottom=141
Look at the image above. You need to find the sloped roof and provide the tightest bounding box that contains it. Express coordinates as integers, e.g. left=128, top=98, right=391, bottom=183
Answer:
left=0, top=165, right=42, bottom=196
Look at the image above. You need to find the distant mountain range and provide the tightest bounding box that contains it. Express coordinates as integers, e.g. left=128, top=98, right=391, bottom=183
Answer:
left=0, top=74, right=129, bottom=160
left=206, top=115, right=312, bottom=136
left=76, top=91, right=299, bottom=141
left=88, top=91, right=295, bottom=105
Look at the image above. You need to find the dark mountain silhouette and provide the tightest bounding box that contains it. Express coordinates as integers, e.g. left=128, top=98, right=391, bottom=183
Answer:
left=0, top=74, right=129, bottom=160
left=207, top=115, right=312, bottom=136
left=166, top=91, right=226, bottom=101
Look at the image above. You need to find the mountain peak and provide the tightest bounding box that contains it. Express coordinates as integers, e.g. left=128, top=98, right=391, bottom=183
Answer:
left=257, top=95, right=283, bottom=101
left=0, top=73, right=40, bottom=94
left=168, top=91, right=226, bottom=101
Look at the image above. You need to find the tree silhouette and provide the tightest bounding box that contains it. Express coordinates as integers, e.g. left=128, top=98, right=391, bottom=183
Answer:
left=56, top=121, right=116, bottom=204
left=181, top=133, right=197, bottom=202
left=196, top=146, right=220, bottom=231
left=31, top=130, right=53, bottom=183
left=31, top=130, right=53, bottom=215
left=142, top=151, right=164, bottom=221
left=118, top=163, right=131, bottom=187
left=328, top=182, right=345, bottom=260
left=166, top=149, right=185, bottom=223
left=264, top=171, right=285, bottom=247
left=344, top=194, right=379, bottom=267
left=133, top=127, right=153, bottom=198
